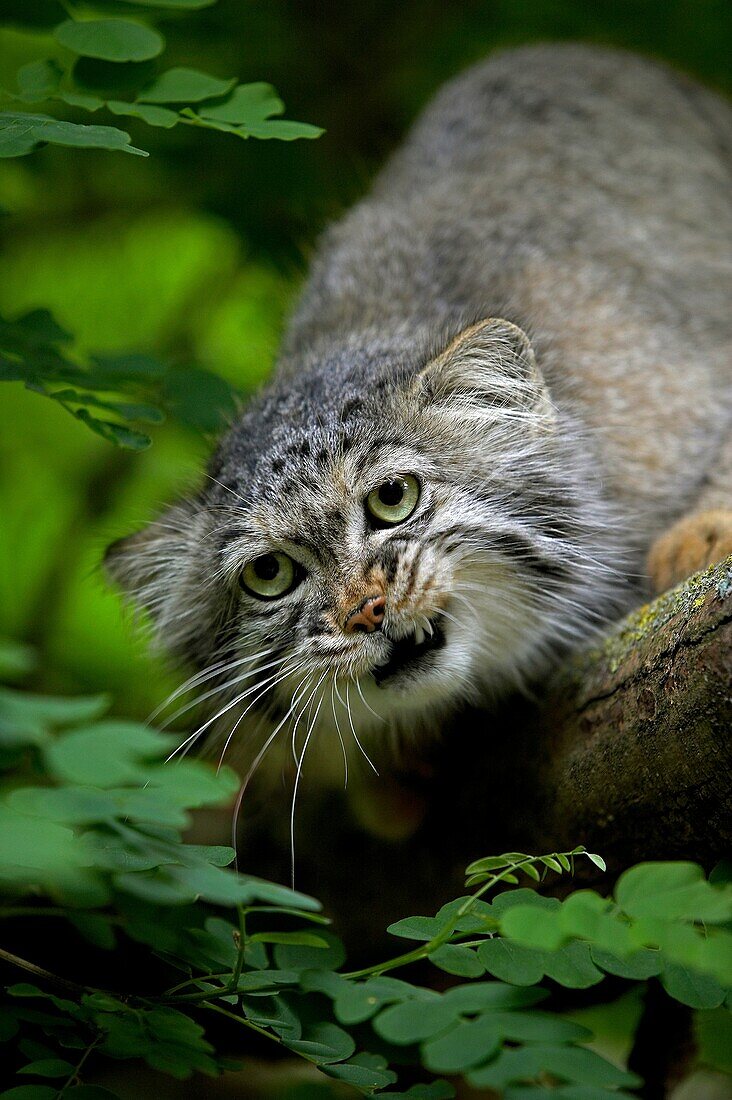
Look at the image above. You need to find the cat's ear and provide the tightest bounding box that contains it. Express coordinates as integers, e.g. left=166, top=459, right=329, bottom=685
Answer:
left=417, top=318, right=556, bottom=429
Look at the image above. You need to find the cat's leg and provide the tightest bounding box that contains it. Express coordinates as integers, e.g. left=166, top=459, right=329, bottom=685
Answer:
left=648, top=430, right=732, bottom=593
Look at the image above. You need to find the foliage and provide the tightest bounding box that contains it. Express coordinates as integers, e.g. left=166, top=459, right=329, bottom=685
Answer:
left=0, top=306, right=237, bottom=449
left=0, top=0, right=319, bottom=443
left=0, top=1, right=322, bottom=159
left=1, top=659, right=731, bottom=1096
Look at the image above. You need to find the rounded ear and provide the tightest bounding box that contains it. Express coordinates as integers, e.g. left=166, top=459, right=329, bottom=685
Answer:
left=418, top=318, right=556, bottom=429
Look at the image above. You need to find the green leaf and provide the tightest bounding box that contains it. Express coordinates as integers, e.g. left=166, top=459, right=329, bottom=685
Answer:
left=421, top=1017, right=501, bottom=1073
left=322, top=1054, right=397, bottom=1090
left=248, top=931, right=328, bottom=948
left=590, top=947, right=662, bottom=980
left=468, top=1045, right=640, bottom=1090
left=0, top=1088, right=60, bottom=1099
left=430, top=944, right=485, bottom=977
left=16, top=61, right=63, bottom=100
left=273, top=929, right=344, bottom=970
left=542, top=942, right=605, bottom=989
left=379, top=1086, right=455, bottom=1100
left=374, top=999, right=459, bottom=1045
left=489, top=1011, right=592, bottom=1043
left=59, top=92, right=106, bottom=111
left=0, top=113, right=147, bottom=158
left=387, top=915, right=440, bottom=941
left=70, top=408, right=152, bottom=449
left=54, top=20, right=165, bottom=63
left=287, top=1022, right=355, bottom=1065
left=500, top=904, right=567, bottom=950
left=18, top=1060, right=75, bottom=1077
left=138, top=67, right=235, bottom=104
left=616, top=862, right=732, bottom=923
left=300, top=973, right=419, bottom=1025
left=44, top=721, right=172, bottom=785
left=442, top=982, right=546, bottom=1013
left=585, top=853, right=607, bottom=872
left=160, top=365, right=237, bottom=432
left=660, top=963, right=727, bottom=1009
left=194, top=83, right=323, bottom=140
left=106, top=101, right=178, bottom=128
left=478, top=939, right=547, bottom=986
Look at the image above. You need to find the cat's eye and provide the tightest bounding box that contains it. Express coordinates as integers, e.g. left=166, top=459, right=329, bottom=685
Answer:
left=366, top=475, right=420, bottom=526
left=240, top=552, right=299, bottom=599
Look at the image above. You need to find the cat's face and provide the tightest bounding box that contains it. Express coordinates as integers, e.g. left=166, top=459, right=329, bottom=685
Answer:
left=108, top=320, right=620, bottom=762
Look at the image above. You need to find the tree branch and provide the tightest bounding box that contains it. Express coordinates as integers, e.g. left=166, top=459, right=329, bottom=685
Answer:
left=542, top=554, right=732, bottom=862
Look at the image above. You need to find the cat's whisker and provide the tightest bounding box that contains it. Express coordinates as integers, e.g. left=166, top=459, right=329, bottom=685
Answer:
left=345, top=677, right=379, bottom=775
left=158, top=652, right=289, bottom=731
left=231, top=672, right=313, bottom=867
left=330, top=678, right=348, bottom=789
left=217, top=656, right=305, bottom=774
left=444, top=590, right=481, bottom=626
left=290, top=677, right=327, bottom=888
left=431, top=605, right=464, bottom=630
left=150, top=647, right=277, bottom=727
left=166, top=660, right=293, bottom=762
left=355, top=675, right=385, bottom=724
left=204, top=473, right=249, bottom=507
left=291, top=670, right=328, bottom=765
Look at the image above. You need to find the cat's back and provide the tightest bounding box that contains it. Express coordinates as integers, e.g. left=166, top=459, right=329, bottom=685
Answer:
left=293, top=43, right=732, bottom=343
left=282, top=44, right=732, bottom=532
left=377, top=43, right=731, bottom=229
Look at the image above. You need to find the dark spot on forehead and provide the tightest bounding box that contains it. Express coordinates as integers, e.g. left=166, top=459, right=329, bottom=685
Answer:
left=271, top=457, right=285, bottom=475
left=341, top=396, right=363, bottom=419
left=316, top=447, right=329, bottom=462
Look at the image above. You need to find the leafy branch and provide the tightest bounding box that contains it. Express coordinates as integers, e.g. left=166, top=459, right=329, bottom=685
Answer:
left=1, top=651, right=730, bottom=1097
left=0, top=308, right=237, bottom=449
left=1, top=1, right=322, bottom=159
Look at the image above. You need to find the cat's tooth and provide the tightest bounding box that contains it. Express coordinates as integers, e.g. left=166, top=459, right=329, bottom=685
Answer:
left=413, top=624, right=426, bottom=646
left=423, top=618, right=434, bottom=637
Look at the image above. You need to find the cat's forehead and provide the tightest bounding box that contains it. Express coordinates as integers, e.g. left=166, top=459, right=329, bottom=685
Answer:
left=207, top=404, right=426, bottom=553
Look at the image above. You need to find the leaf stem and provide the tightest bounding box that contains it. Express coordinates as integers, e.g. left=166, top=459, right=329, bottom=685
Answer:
left=343, top=851, right=576, bottom=981
left=58, top=1034, right=101, bottom=1098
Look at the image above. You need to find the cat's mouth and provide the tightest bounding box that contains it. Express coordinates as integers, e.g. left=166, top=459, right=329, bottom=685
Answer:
left=372, top=620, right=446, bottom=686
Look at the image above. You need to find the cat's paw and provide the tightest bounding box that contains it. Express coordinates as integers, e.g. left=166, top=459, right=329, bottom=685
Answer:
left=647, top=509, right=732, bottom=593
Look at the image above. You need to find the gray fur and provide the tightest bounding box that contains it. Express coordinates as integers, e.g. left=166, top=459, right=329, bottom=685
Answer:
left=108, top=44, right=732, bottom=771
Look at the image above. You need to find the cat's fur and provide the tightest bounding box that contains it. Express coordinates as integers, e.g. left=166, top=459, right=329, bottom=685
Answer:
left=108, top=44, right=732, bottom=776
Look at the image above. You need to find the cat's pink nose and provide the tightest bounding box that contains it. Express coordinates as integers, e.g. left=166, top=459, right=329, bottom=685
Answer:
left=344, top=594, right=386, bottom=634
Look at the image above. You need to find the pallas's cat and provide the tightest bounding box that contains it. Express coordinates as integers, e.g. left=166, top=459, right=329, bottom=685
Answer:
left=108, top=45, right=732, bottom=778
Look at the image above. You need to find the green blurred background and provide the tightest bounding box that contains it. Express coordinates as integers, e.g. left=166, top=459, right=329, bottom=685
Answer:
left=1, top=0, right=730, bottom=720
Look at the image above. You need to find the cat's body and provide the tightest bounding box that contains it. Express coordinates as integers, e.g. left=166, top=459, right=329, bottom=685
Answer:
left=109, top=45, right=732, bottom=780
left=282, top=43, right=731, bottom=538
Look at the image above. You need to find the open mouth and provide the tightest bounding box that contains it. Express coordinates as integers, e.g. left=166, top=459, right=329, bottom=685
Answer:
left=372, top=620, right=446, bottom=686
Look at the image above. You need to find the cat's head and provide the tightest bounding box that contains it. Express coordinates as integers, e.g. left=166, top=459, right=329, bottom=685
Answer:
left=107, top=318, right=622, bottom=758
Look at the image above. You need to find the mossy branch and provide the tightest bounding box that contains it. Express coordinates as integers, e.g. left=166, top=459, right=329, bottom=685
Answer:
left=542, top=555, right=732, bottom=863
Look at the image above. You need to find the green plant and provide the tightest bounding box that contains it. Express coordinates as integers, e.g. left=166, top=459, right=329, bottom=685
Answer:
left=0, top=2, right=322, bottom=158
left=0, top=0, right=321, bottom=446
left=1, top=642, right=730, bottom=1098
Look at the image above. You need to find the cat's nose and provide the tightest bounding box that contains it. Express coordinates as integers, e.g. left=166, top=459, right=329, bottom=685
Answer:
left=343, top=594, right=386, bottom=634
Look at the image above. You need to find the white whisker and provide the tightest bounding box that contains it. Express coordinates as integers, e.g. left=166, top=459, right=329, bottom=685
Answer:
left=290, top=679, right=327, bottom=888
left=330, top=679, right=348, bottom=789
left=345, top=678, right=379, bottom=774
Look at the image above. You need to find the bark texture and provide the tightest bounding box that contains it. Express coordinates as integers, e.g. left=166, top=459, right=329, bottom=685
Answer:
left=542, top=554, right=732, bottom=862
